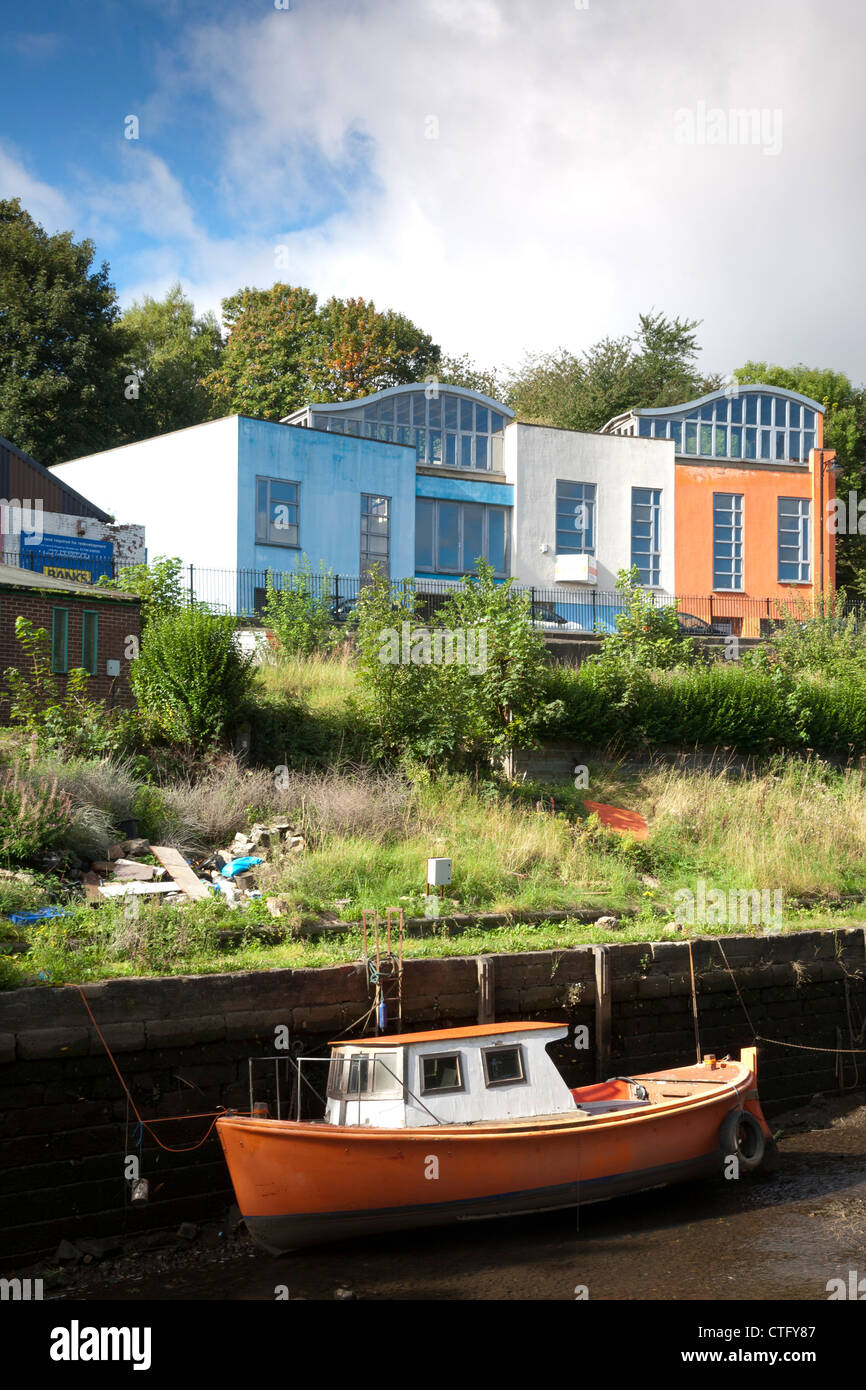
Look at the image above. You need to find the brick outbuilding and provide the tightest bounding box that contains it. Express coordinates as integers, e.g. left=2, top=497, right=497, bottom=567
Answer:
left=0, top=563, right=141, bottom=716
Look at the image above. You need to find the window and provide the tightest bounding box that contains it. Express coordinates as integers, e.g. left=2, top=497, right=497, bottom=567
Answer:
left=327, top=1052, right=402, bottom=1098
left=307, top=390, right=509, bottom=469
left=713, top=494, right=743, bottom=591
left=255, top=477, right=299, bottom=547
left=555, top=481, right=596, bottom=555
left=51, top=608, right=68, bottom=674
left=631, top=488, right=661, bottom=586
left=635, top=392, right=816, bottom=463
left=420, top=1053, right=464, bottom=1094
left=361, top=494, right=390, bottom=580
left=778, top=497, right=811, bottom=582
left=415, top=500, right=509, bottom=576
left=481, top=1045, right=525, bottom=1086
left=81, top=610, right=99, bottom=675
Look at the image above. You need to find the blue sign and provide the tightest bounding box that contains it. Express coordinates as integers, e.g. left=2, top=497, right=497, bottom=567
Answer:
left=20, top=531, right=114, bottom=584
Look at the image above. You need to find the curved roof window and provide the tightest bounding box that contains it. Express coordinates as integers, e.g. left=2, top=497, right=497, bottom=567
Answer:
left=603, top=386, right=824, bottom=464
left=283, top=383, right=513, bottom=471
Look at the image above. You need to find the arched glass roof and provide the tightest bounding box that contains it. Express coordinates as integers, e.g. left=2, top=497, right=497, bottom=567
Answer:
left=603, top=385, right=824, bottom=464
left=282, top=383, right=514, bottom=471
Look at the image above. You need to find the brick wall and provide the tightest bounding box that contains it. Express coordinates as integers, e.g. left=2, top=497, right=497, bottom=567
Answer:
left=0, top=588, right=140, bottom=713
left=1, top=927, right=863, bottom=1268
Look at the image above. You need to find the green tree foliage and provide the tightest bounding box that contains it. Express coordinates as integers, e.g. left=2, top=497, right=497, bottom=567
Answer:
left=0, top=198, right=128, bottom=463
left=352, top=564, right=560, bottom=765
left=203, top=284, right=440, bottom=420
left=1, top=616, right=109, bottom=756
left=594, top=567, right=696, bottom=670
left=437, top=352, right=506, bottom=401
left=733, top=361, right=866, bottom=592
left=130, top=608, right=256, bottom=751
left=97, top=556, right=186, bottom=629
left=261, top=561, right=341, bottom=656
left=507, top=311, right=717, bottom=432
left=118, top=283, right=224, bottom=440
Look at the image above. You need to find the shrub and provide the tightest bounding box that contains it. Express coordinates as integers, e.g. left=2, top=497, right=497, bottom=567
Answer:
left=130, top=608, right=256, bottom=751
left=352, top=564, right=560, bottom=765
left=98, top=556, right=186, bottom=629
left=2, top=616, right=113, bottom=758
left=261, top=559, right=342, bottom=657
left=594, top=567, right=696, bottom=670
left=753, top=592, right=866, bottom=678
left=0, top=763, right=74, bottom=864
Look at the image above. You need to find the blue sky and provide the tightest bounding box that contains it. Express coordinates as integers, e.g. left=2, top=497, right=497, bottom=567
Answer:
left=2, top=0, right=866, bottom=381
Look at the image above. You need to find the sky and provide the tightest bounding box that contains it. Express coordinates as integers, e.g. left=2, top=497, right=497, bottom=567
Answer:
left=1, top=0, right=864, bottom=384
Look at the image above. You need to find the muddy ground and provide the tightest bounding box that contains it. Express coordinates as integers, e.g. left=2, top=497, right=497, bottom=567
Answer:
left=29, top=1090, right=866, bottom=1301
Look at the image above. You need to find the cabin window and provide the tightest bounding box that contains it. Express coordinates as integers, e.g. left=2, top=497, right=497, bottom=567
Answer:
left=327, top=1051, right=402, bottom=1098
left=481, top=1045, right=525, bottom=1086
left=419, top=1052, right=464, bottom=1094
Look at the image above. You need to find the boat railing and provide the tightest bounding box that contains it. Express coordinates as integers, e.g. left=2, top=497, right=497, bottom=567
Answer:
left=246, top=1050, right=447, bottom=1125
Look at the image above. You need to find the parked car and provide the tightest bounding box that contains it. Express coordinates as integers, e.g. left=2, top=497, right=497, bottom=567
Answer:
left=677, top=612, right=729, bottom=637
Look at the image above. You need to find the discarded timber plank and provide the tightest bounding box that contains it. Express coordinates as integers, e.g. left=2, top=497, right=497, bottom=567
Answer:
left=98, top=881, right=183, bottom=898
left=149, top=846, right=211, bottom=901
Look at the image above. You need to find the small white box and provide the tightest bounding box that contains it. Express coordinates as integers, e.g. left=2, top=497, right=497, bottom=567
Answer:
left=106, top=659, right=121, bottom=677
left=427, top=857, right=452, bottom=886
left=554, top=553, right=598, bottom=585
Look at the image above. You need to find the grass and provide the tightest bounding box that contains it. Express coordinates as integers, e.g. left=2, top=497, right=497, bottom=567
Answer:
left=4, top=752, right=866, bottom=987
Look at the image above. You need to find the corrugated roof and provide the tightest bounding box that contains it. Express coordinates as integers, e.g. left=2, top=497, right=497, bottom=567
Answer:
left=0, top=563, right=138, bottom=602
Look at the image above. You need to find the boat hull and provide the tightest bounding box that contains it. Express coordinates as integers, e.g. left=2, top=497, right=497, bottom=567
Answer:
left=217, top=1049, right=774, bottom=1253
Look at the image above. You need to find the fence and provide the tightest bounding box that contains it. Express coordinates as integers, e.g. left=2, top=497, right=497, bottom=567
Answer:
left=4, top=552, right=863, bottom=637
left=177, top=566, right=866, bottom=639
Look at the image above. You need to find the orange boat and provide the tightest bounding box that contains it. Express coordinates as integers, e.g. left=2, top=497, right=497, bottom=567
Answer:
left=216, top=1023, right=776, bottom=1253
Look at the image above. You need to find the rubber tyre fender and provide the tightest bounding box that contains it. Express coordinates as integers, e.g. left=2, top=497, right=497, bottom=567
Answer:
left=719, top=1108, right=765, bottom=1173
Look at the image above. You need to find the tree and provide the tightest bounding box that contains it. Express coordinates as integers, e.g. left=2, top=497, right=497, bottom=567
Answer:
left=118, top=283, right=223, bottom=440
left=507, top=311, right=716, bottom=432
left=733, top=362, right=866, bottom=592
left=436, top=352, right=505, bottom=402
left=202, top=284, right=440, bottom=420
left=0, top=198, right=128, bottom=463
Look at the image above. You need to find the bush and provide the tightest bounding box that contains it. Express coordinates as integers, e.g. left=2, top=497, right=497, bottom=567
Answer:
left=542, top=659, right=866, bottom=754
left=0, top=763, right=74, bottom=864
left=130, top=608, right=256, bottom=751
left=352, top=564, right=560, bottom=765
left=2, top=616, right=115, bottom=758
left=260, top=560, right=342, bottom=657
left=98, top=556, right=186, bottom=629
left=593, top=567, right=696, bottom=670
left=753, top=593, right=866, bottom=678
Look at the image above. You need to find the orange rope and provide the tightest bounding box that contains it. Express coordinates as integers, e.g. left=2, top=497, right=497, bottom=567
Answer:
left=76, top=985, right=225, bottom=1153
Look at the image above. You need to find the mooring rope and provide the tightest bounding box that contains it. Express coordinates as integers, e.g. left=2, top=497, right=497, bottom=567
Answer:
left=76, top=986, right=224, bottom=1152
left=713, top=939, right=866, bottom=1055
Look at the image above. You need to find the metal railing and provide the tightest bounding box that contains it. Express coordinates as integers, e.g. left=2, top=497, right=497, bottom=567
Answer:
left=178, top=565, right=866, bottom=639
left=5, top=549, right=863, bottom=639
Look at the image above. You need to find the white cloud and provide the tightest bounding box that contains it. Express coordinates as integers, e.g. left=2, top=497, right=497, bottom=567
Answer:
left=0, top=145, right=75, bottom=231
left=155, top=0, right=866, bottom=379
left=9, top=0, right=866, bottom=383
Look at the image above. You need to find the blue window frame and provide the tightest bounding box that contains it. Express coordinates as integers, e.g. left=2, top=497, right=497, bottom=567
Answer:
left=713, top=493, right=743, bottom=591
left=631, top=488, right=661, bottom=586
left=778, top=497, right=811, bottom=583
left=555, top=481, right=596, bottom=554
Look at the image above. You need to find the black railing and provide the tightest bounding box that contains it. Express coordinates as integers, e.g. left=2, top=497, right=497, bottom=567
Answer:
left=175, top=565, right=866, bottom=638
left=4, top=551, right=863, bottom=638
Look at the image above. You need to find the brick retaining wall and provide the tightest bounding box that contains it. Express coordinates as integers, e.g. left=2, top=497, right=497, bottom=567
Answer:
left=1, top=927, right=864, bottom=1268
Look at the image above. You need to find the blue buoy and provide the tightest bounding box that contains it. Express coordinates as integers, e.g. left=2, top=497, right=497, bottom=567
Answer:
left=378, top=1000, right=387, bottom=1030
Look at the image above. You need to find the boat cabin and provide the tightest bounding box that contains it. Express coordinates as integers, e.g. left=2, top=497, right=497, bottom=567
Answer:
left=324, top=1022, right=579, bottom=1128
